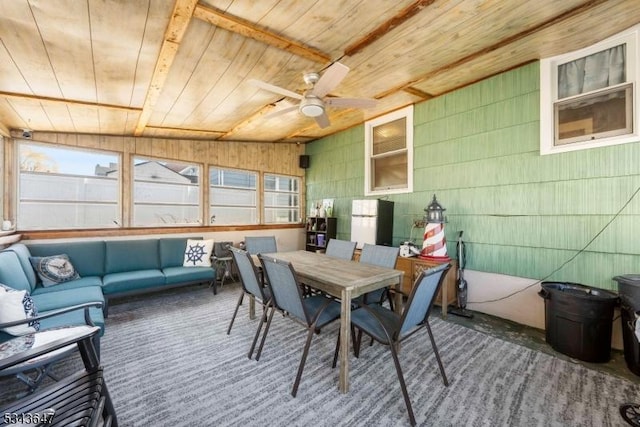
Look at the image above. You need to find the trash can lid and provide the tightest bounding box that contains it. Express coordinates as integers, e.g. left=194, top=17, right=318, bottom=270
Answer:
left=541, top=281, right=619, bottom=301
left=614, top=275, right=640, bottom=286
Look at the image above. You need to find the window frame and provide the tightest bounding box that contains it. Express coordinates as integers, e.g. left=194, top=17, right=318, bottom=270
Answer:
left=540, top=25, right=640, bottom=155
left=262, top=173, right=301, bottom=224
left=16, top=140, right=122, bottom=230
left=131, top=155, right=202, bottom=227
left=364, top=105, right=414, bottom=196
left=208, top=166, right=258, bottom=225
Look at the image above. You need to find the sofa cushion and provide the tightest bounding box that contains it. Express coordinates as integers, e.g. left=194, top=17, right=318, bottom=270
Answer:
left=4, top=243, right=37, bottom=291
left=28, top=241, right=106, bottom=278
left=0, top=251, right=32, bottom=293
left=159, top=237, right=202, bottom=268
left=105, top=240, right=160, bottom=274
left=29, top=254, right=80, bottom=287
left=163, top=266, right=215, bottom=285
left=0, top=283, right=40, bottom=336
left=183, top=239, right=214, bottom=267
left=31, top=286, right=105, bottom=313
left=31, top=276, right=103, bottom=295
left=38, top=307, right=105, bottom=337
left=102, top=269, right=165, bottom=295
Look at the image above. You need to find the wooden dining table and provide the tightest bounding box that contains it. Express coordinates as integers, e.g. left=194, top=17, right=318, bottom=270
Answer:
left=255, top=250, right=403, bottom=393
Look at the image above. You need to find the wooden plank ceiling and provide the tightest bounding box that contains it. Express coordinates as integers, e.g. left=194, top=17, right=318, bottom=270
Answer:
left=0, top=0, right=638, bottom=143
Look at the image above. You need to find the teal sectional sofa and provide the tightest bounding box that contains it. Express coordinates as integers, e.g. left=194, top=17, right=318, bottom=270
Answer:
left=0, top=237, right=216, bottom=349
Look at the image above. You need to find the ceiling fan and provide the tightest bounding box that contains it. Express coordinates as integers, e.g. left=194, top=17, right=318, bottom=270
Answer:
left=249, top=62, right=376, bottom=129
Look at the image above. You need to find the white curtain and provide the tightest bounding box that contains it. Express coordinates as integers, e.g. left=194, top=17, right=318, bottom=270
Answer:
left=558, top=44, right=626, bottom=98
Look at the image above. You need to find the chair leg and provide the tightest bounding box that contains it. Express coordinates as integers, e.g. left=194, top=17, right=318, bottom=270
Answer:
left=425, top=320, right=448, bottom=386
left=292, top=326, right=315, bottom=397
left=101, top=381, right=119, bottom=427
left=332, top=330, right=340, bottom=369
left=354, top=328, right=363, bottom=358
left=254, top=305, right=275, bottom=361
left=227, top=292, right=245, bottom=335
left=388, top=342, right=416, bottom=426
left=386, top=289, right=394, bottom=312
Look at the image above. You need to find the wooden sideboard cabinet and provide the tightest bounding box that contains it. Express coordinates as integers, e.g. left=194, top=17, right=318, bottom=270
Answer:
left=395, top=256, right=457, bottom=318
left=353, top=250, right=457, bottom=318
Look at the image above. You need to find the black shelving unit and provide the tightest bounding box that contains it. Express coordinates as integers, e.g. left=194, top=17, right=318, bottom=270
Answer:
left=305, top=217, right=337, bottom=253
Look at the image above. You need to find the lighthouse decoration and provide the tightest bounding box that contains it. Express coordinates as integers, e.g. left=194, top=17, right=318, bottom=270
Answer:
left=419, top=194, right=450, bottom=261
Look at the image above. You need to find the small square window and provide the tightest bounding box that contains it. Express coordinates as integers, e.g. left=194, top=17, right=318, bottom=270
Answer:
left=540, top=25, right=640, bottom=154
left=365, top=105, right=413, bottom=195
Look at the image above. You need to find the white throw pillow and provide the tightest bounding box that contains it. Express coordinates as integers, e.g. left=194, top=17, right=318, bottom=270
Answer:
left=183, top=239, right=214, bottom=267
left=0, top=283, right=40, bottom=336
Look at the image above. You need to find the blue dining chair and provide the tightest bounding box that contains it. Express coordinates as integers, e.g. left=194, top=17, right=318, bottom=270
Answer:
left=227, top=247, right=272, bottom=360
left=244, top=235, right=277, bottom=286
left=257, top=254, right=341, bottom=397
left=357, top=244, right=400, bottom=309
left=325, top=238, right=356, bottom=260
left=244, top=236, right=277, bottom=255
left=345, top=263, right=451, bottom=426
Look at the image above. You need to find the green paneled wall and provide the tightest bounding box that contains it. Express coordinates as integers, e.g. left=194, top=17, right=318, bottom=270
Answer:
left=306, top=62, right=640, bottom=291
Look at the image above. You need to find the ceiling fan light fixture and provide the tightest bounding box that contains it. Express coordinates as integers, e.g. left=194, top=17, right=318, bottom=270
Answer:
left=299, top=95, right=324, bottom=117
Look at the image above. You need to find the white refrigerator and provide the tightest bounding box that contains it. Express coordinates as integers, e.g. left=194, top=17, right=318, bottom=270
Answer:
left=350, top=199, right=394, bottom=249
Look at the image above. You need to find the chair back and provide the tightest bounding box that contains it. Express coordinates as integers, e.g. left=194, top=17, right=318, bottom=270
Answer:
left=245, top=236, right=277, bottom=254
left=230, top=247, right=267, bottom=300
left=400, top=263, right=450, bottom=336
left=214, top=241, right=233, bottom=259
left=325, top=239, right=356, bottom=260
left=258, top=255, right=307, bottom=324
left=359, top=244, right=399, bottom=269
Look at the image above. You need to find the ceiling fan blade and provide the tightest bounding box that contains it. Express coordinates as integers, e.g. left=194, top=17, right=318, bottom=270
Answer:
left=312, top=62, right=350, bottom=98
left=264, top=105, right=299, bottom=119
left=249, top=79, right=303, bottom=100
left=314, top=112, right=331, bottom=129
left=325, top=97, right=377, bottom=109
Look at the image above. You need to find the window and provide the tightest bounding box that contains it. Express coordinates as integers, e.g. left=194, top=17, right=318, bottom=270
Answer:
left=364, top=105, right=413, bottom=195
left=209, top=167, right=257, bottom=225
left=17, top=142, right=120, bottom=230
left=263, top=174, right=300, bottom=223
left=540, top=25, right=640, bottom=154
left=132, top=157, right=201, bottom=227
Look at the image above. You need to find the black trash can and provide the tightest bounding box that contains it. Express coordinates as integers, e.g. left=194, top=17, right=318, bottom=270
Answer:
left=613, top=274, right=640, bottom=376
left=539, top=282, right=619, bottom=363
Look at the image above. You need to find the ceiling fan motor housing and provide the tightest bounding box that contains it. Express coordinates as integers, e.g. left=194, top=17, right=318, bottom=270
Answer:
left=299, top=95, right=324, bottom=117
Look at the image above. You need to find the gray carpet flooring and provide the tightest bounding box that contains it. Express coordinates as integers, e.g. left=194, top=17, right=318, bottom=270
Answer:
left=2, top=283, right=640, bottom=426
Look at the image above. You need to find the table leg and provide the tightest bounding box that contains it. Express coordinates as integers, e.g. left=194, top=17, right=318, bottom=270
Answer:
left=441, top=276, right=448, bottom=319
left=249, top=295, right=256, bottom=320
left=339, top=288, right=351, bottom=393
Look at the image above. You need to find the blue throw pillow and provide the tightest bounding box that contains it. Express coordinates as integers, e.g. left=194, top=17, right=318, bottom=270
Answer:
left=29, top=254, right=80, bottom=287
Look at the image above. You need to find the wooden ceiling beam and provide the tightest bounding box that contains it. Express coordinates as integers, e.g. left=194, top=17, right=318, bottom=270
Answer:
left=344, top=0, right=437, bottom=57
left=0, top=122, right=10, bottom=137
left=144, top=125, right=226, bottom=136
left=403, top=86, right=434, bottom=100
left=219, top=102, right=283, bottom=140
left=0, top=91, right=142, bottom=112
left=375, top=0, right=609, bottom=99
left=193, top=4, right=331, bottom=64
left=134, top=0, right=199, bottom=136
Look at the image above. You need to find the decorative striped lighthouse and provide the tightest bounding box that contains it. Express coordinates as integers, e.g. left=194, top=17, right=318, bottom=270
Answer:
left=419, top=194, right=451, bottom=261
